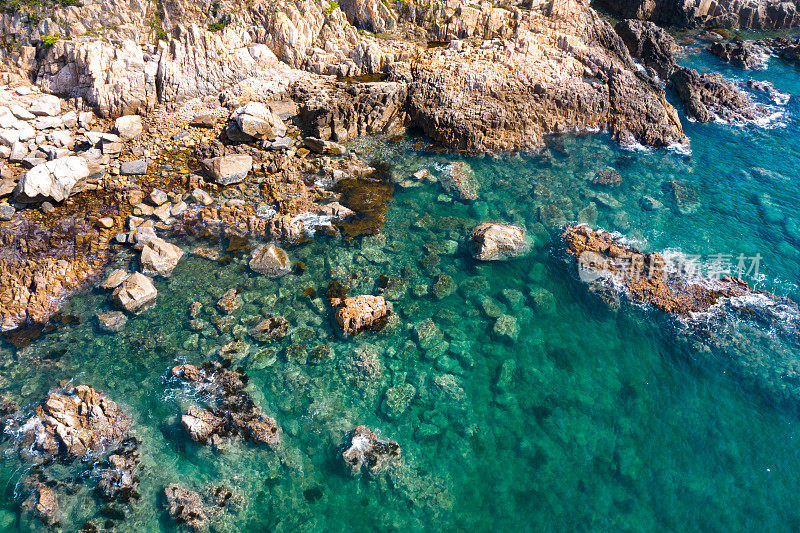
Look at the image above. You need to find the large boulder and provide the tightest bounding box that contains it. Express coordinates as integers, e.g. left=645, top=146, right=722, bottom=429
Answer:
left=202, top=154, right=252, bottom=186
left=470, top=222, right=529, bottom=261
left=229, top=102, right=286, bottom=140
left=249, top=244, right=291, bottom=277
left=330, top=295, right=390, bottom=335
left=164, top=485, right=209, bottom=532
left=114, top=115, right=143, bottom=141
left=614, top=19, right=678, bottom=78
left=15, top=156, right=90, bottom=202
left=342, top=425, right=401, bottom=474
left=20, top=385, right=131, bottom=460
left=28, top=95, right=61, bottom=117
left=112, top=272, right=157, bottom=314
left=139, top=236, right=184, bottom=277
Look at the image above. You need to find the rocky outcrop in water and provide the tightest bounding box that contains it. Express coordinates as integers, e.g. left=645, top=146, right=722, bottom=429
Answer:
left=709, top=41, right=769, bottom=69
left=164, top=484, right=241, bottom=532
left=20, top=384, right=132, bottom=460
left=342, top=425, right=401, bottom=474
left=96, top=437, right=141, bottom=503
left=172, top=362, right=280, bottom=447
left=563, top=224, right=758, bottom=317
left=330, top=294, right=390, bottom=335
left=614, top=19, right=678, bottom=78
left=249, top=244, right=291, bottom=277
left=597, top=0, right=800, bottom=29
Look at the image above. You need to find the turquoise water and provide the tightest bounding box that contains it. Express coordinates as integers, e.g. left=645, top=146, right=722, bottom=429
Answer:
left=2, top=51, right=800, bottom=531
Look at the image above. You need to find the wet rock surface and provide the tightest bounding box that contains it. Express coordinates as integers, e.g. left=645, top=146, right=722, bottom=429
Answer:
left=342, top=425, right=401, bottom=474
left=173, top=361, right=281, bottom=447
left=164, top=484, right=241, bottom=531
left=330, top=294, right=390, bottom=335
left=562, top=224, right=779, bottom=317
left=20, top=384, right=132, bottom=460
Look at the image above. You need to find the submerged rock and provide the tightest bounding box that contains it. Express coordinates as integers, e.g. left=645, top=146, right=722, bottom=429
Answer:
left=112, top=272, right=157, bottom=314
left=22, top=482, right=59, bottom=527
left=248, top=315, right=288, bottom=341
left=249, top=244, right=291, bottom=277
left=96, top=311, right=128, bottom=333
left=216, top=288, right=242, bottom=314
left=439, top=161, right=479, bottom=201
left=330, top=295, right=390, bottom=335
left=342, top=425, right=401, bottom=474
left=20, top=385, right=131, bottom=460
left=470, top=222, right=529, bottom=261
left=97, top=437, right=141, bottom=502
left=164, top=485, right=209, bottom=532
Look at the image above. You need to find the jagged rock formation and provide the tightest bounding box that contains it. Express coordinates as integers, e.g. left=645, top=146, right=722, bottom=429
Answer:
left=330, top=294, right=390, bottom=335
left=20, top=385, right=132, bottom=460
left=562, top=224, right=773, bottom=317
left=342, top=425, right=401, bottom=474
left=709, top=41, right=769, bottom=69
left=470, top=222, right=529, bottom=261
left=597, top=0, right=800, bottom=29
left=614, top=20, right=768, bottom=124
left=172, top=362, right=281, bottom=446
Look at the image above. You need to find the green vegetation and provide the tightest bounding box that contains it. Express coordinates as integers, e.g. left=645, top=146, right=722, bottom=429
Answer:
left=1, top=0, right=80, bottom=13
left=148, top=0, right=168, bottom=43
left=322, top=0, right=338, bottom=15
left=41, top=34, right=60, bottom=47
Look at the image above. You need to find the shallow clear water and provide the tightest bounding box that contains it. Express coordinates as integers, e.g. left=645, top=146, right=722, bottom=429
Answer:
left=2, top=51, right=800, bottom=532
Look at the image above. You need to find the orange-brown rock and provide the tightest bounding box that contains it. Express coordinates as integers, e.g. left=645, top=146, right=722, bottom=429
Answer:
left=20, top=385, right=131, bottom=460
left=563, top=224, right=752, bottom=316
left=330, top=295, right=390, bottom=335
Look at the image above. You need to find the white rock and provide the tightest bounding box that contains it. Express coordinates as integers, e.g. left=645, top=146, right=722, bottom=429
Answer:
left=9, top=142, right=27, bottom=162
left=15, top=86, right=32, bottom=96
left=33, top=116, right=62, bottom=130
left=10, top=105, right=36, bottom=121
left=61, top=111, right=77, bottom=128
left=29, top=94, right=61, bottom=117
left=112, top=272, right=157, bottom=314
left=48, top=130, right=74, bottom=149
left=139, top=236, right=184, bottom=277
left=0, top=107, right=16, bottom=128
left=78, top=111, right=94, bottom=129
left=15, top=156, right=90, bottom=202
left=114, top=115, right=143, bottom=142
left=0, top=129, right=19, bottom=147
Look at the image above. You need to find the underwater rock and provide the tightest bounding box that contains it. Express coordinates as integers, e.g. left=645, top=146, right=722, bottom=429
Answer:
left=563, top=224, right=757, bottom=317
left=164, top=485, right=209, bottom=532
left=249, top=315, right=288, bottom=341
left=382, top=383, right=416, bottom=419
left=470, top=222, right=528, bottom=261
left=20, top=385, right=131, bottom=460
left=97, top=437, right=141, bottom=503
left=640, top=195, right=663, bottom=211
left=493, top=314, right=519, bottom=341
left=96, top=311, right=127, bottom=333
left=342, top=426, right=401, bottom=474
left=249, top=244, right=291, bottom=278
left=439, top=161, right=479, bottom=201
left=432, top=273, right=456, bottom=299
left=22, top=482, right=59, bottom=527
left=216, top=288, right=242, bottom=314
left=666, top=180, right=700, bottom=215
left=330, top=295, right=390, bottom=335
left=593, top=168, right=623, bottom=187
left=112, top=272, right=157, bottom=314
left=139, top=237, right=184, bottom=277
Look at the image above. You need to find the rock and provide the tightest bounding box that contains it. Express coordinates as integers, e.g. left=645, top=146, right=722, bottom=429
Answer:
left=342, top=425, right=401, bottom=474
left=120, top=159, right=148, bottom=175
left=330, top=295, right=390, bottom=335
left=249, top=244, right=291, bottom=277
left=98, top=216, right=115, bottom=228
left=140, top=236, right=183, bottom=277
left=15, top=156, right=90, bottom=202
left=249, top=315, right=288, bottom=341
left=20, top=385, right=131, bottom=460
left=202, top=154, right=252, bottom=186
left=29, top=95, right=61, bottom=117
left=671, top=66, right=762, bottom=124
left=640, top=195, right=663, bottom=210
left=493, top=314, right=519, bottom=341
left=149, top=188, right=168, bottom=205
left=114, top=115, right=143, bottom=141
left=267, top=136, right=293, bottom=150
left=230, top=102, right=286, bottom=140
left=189, top=114, right=216, bottom=128
left=191, top=188, right=214, bottom=206
left=78, top=111, right=94, bottom=129
left=598, top=0, right=800, bottom=29
left=413, top=318, right=443, bottom=350
left=304, top=137, right=346, bottom=155
left=181, top=406, right=224, bottom=444
left=164, top=485, right=209, bottom=532
left=319, top=201, right=355, bottom=219
left=97, top=310, right=128, bottom=332
left=593, top=168, right=623, bottom=186
left=97, top=437, right=140, bottom=502
left=709, top=41, right=768, bottom=69
left=23, top=483, right=59, bottom=526
left=217, top=288, right=242, bottom=314
left=382, top=383, right=415, bottom=419
left=112, top=272, right=158, bottom=314
left=667, top=180, right=700, bottom=215
left=470, top=222, right=529, bottom=261
left=440, top=161, right=479, bottom=200
left=614, top=19, right=678, bottom=79
left=432, top=273, right=456, bottom=299
left=9, top=141, right=27, bottom=162
left=0, top=203, right=14, bottom=221
left=562, top=224, right=765, bottom=316
left=10, top=104, right=35, bottom=121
